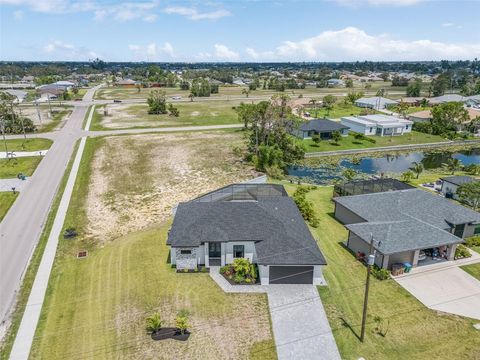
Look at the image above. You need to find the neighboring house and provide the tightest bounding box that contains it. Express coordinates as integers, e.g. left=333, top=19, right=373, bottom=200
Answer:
left=327, top=79, right=344, bottom=87
left=341, top=114, right=413, bottom=136
left=52, top=80, right=75, bottom=90
left=334, top=188, right=480, bottom=269
left=430, top=94, right=466, bottom=104
left=21, top=75, right=35, bottom=83
left=399, top=97, right=424, bottom=106
left=167, top=184, right=327, bottom=285
left=1, top=89, right=27, bottom=103
left=292, top=119, right=349, bottom=139
left=466, top=95, right=480, bottom=109
left=355, top=96, right=398, bottom=109
left=441, top=176, right=477, bottom=200
left=117, top=79, right=137, bottom=88
left=409, top=108, right=480, bottom=129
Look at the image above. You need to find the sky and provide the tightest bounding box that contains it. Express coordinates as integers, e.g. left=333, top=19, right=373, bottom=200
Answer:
left=1, top=0, right=480, bottom=62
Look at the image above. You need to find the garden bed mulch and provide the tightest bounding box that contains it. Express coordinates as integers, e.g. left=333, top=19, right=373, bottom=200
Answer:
left=151, top=328, right=191, bottom=341
left=176, top=267, right=210, bottom=274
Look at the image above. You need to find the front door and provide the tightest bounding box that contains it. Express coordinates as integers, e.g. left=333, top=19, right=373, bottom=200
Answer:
left=209, top=242, right=221, bottom=258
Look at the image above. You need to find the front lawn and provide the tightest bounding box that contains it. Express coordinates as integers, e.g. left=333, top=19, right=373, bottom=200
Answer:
left=0, top=192, right=18, bottom=221
left=461, top=263, right=480, bottom=280
left=302, top=131, right=447, bottom=152
left=0, top=157, right=42, bottom=178
left=4, top=138, right=53, bottom=152
left=283, top=184, right=480, bottom=359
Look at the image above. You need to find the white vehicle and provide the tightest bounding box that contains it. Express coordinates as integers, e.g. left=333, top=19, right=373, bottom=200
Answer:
left=171, top=96, right=182, bottom=100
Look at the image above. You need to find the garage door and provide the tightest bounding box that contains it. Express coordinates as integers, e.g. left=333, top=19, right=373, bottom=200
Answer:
left=269, top=266, right=313, bottom=284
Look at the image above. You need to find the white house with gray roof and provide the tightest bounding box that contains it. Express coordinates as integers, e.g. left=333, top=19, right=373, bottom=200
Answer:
left=341, top=114, right=413, bottom=136
left=441, top=175, right=478, bottom=201
left=167, top=184, right=327, bottom=285
left=334, top=188, right=480, bottom=269
left=355, top=96, right=398, bottom=109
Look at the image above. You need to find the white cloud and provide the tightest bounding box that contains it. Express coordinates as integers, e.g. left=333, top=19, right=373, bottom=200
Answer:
left=442, top=22, right=454, bottom=27
left=214, top=44, right=239, bottom=61
left=13, top=9, right=24, bottom=19
left=272, top=27, right=480, bottom=61
left=335, top=0, right=423, bottom=6
left=1, top=0, right=159, bottom=22
left=128, top=42, right=175, bottom=61
left=245, top=47, right=276, bottom=61
left=163, top=6, right=230, bottom=20
left=43, top=40, right=98, bottom=60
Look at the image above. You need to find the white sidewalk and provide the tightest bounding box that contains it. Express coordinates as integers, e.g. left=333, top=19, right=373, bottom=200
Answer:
left=0, top=150, right=48, bottom=159
left=9, top=137, right=87, bottom=360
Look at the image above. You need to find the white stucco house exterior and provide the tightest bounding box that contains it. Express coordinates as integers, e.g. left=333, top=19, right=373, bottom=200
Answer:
left=341, top=114, right=413, bottom=136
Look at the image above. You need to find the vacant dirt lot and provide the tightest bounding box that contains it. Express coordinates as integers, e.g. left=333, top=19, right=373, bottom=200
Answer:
left=85, top=131, right=258, bottom=241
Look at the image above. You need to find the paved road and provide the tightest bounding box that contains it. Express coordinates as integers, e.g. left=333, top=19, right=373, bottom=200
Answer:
left=0, top=87, right=96, bottom=327
left=268, top=285, right=341, bottom=360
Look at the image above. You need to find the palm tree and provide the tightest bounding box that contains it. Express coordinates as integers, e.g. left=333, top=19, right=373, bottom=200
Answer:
left=188, top=93, right=194, bottom=102
left=309, top=99, right=318, bottom=117
left=401, top=170, right=414, bottom=183
left=146, top=312, right=163, bottom=334
left=442, top=158, right=462, bottom=175
left=409, top=161, right=424, bottom=179
left=242, top=88, right=250, bottom=98
left=331, top=130, right=342, bottom=145
left=419, top=98, right=429, bottom=108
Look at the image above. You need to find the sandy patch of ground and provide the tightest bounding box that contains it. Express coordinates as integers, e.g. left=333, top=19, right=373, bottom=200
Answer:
left=99, top=104, right=183, bottom=128
left=190, top=111, right=200, bottom=116
left=85, top=131, right=259, bottom=241
left=21, top=105, right=68, bottom=127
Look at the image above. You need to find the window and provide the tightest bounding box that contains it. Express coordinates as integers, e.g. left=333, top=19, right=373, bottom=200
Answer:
left=369, top=127, right=373, bottom=133
left=180, top=250, right=192, bottom=255
left=474, top=225, right=480, bottom=235
left=405, top=125, right=409, bottom=130
left=233, top=245, right=244, bottom=258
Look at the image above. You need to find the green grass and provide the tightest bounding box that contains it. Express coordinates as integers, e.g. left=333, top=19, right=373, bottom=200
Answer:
left=90, top=101, right=241, bottom=130
left=0, top=157, right=42, bottom=178
left=461, top=263, right=480, bottom=280
left=282, top=184, right=480, bottom=360
left=0, top=192, right=18, bottom=221
left=302, top=131, right=447, bottom=152
left=3, top=138, right=53, bottom=152
left=29, top=137, right=276, bottom=359
left=38, top=109, right=71, bottom=132
left=0, top=140, right=80, bottom=360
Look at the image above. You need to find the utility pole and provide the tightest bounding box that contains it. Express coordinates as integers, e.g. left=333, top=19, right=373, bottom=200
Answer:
left=360, top=235, right=381, bottom=342
left=35, top=99, right=42, bottom=126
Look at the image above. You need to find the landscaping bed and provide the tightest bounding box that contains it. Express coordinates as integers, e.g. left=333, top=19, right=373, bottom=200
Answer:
left=220, top=259, right=259, bottom=285
left=176, top=266, right=210, bottom=273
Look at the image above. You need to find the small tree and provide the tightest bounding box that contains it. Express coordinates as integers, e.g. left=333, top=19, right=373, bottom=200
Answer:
left=147, top=90, right=167, bottom=114
left=146, top=312, right=163, bottom=334
left=331, top=130, right=341, bottom=145
left=345, top=79, right=354, bottom=88
left=342, top=168, right=357, bottom=181
left=311, top=133, right=321, bottom=146
left=442, top=158, right=462, bottom=175
left=168, top=103, right=179, bottom=117
left=188, top=93, right=194, bottom=102
left=401, top=170, right=414, bottom=183
left=409, top=161, right=424, bottom=179
left=457, top=181, right=480, bottom=210
left=175, top=310, right=190, bottom=335
left=323, top=95, right=336, bottom=116
left=242, top=88, right=250, bottom=98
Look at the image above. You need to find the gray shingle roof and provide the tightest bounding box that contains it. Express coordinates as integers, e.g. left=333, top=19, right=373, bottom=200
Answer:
left=299, top=119, right=349, bottom=133
left=441, top=176, right=476, bottom=186
left=167, top=196, right=326, bottom=265
left=334, top=188, right=480, bottom=253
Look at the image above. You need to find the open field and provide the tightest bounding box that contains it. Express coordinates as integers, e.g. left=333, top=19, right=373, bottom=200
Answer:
left=29, top=131, right=275, bottom=359
left=94, top=83, right=407, bottom=101
left=4, top=138, right=53, bottom=152
left=0, top=157, right=42, bottom=178
left=461, top=263, right=480, bottom=280
left=303, top=103, right=377, bottom=119
left=302, top=131, right=447, bottom=152
left=280, top=184, right=480, bottom=360
left=19, top=105, right=72, bottom=132
left=91, top=101, right=241, bottom=130
left=0, top=192, right=18, bottom=221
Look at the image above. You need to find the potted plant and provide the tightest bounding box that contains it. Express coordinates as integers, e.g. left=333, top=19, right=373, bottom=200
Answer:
left=174, top=310, right=190, bottom=341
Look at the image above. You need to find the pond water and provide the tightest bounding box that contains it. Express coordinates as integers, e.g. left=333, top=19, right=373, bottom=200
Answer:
left=288, top=148, right=480, bottom=184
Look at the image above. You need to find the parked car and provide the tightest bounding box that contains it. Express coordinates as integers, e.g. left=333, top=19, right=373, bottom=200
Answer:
left=418, top=250, right=426, bottom=261
left=171, top=96, right=182, bottom=100
left=113, top=99, right=122, bottom=103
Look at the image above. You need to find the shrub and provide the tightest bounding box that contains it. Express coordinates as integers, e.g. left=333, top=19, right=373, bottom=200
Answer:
left=146, top=312, right=163, bottom=333
left=175, top=312, right=190, bottom=335
left=234, top=274, right=245, bottom=283
left=465, top=236, right=480, bottom=248
left=371, top=265, right=390, bottom=280
left=233, top=258, right=251, bottom=277
left=245, top=278, right=252, bottom=283
left=455, top=244, right=472, bottom=259
left=220, top=265, right=229, bottom=274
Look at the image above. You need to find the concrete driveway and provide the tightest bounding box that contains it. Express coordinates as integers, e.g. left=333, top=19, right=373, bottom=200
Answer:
left=395, top=259, right=480, bottom=320
left=267, top=285, right=341, bottom=360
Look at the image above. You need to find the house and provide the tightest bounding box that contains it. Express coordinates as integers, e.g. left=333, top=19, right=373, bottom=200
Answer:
left=167, top=184, right=327, bottom=285
left=341, top=114, right=413, bottom=136
left=292, top=119, right=349, bottom=139
left=52, top=80, right=75, bottom=90
left=355, top=96, right=398, bottom=109
left=466, top=95, right=480, bottom=109
left=333, top=188, right=480, bottom=269
left=399, top=97, right=424, bottom=106
left=327, top=79, right=344, bottom=87
left=430, top=94, right=466, bottom=104
left=409, top=107, right=480, bottom=125
left=117, top=79, right=137, bottom=88
left=441, top=176, right=477, bottom=200
left=1, top=89, right=27, bottom=103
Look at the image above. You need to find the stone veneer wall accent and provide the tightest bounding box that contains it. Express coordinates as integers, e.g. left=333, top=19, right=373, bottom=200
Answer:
left=175, top=248, right=198, bottom=270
